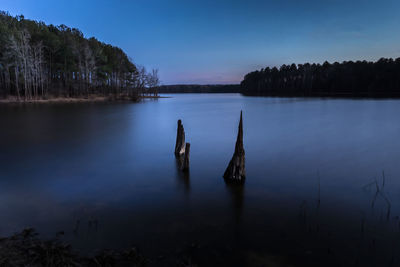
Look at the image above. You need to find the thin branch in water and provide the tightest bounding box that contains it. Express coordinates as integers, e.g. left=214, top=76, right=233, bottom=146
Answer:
left=379, top=191, right=391, bottom=207
left=378, top=191, right=391, bottom=221
left=362, top=179, right=377, bottom=191
left=361, top=216, right=365, bottom=235
left=375, top=179, right=380, bottom=193
left=369, top=171, right=391, bottom=221
left=371, top=177, right=379, bottom=208
left=317, top=171, right=321, bottom=208
left=371, top=190, right=379, bottom=208
left=382, top=170, right=386, bottom=189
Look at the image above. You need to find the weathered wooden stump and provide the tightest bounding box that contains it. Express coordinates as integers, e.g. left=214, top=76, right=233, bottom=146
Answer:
left=174, top=120, right=190, bottom=172
left=181, top=143, right=190, bottom=172
left=175, top=119, right=186, bottom=157
left=223, top=111, right=246, bottom=182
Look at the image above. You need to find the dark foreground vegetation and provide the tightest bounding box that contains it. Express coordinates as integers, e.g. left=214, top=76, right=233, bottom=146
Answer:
left=157, top=84, right=240, bottom=93
left=0, top=229, right=147, bottom=266
left=0, top=11, right=159, bottom=102
left=241, top=58, right=400, bottom=97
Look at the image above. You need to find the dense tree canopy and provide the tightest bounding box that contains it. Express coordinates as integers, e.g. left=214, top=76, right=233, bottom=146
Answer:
left=0, top=11, right=159, bottom=100
left=241, top=58, right=400, bottom=97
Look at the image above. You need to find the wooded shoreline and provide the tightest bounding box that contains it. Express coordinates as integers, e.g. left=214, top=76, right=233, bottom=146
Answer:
left=0, top=94, right=167, bottom=104
left=241, top=58, right=400, bottom=97
left=0, top=11, right=160, bottom=101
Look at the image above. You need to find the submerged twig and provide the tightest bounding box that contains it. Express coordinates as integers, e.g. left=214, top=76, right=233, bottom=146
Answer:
left=382, top=170, right=386, bottom=189
left=317, top=171, right=321, bottom=208
left=369, top=171, right=392, bottom=221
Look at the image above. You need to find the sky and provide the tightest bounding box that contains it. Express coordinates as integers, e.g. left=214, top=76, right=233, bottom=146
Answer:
left=1, top=0, right=400, bottom=84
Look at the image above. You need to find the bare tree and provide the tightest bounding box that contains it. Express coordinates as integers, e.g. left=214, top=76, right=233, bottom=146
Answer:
left=146, top=68, right=160, bottom=96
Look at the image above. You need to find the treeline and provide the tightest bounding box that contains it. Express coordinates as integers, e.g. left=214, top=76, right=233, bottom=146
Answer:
left=157, top=84, right=240, bottom=93
left=241, top=58, right=400, bottom=97
left=0, top=11, right=159, bottom=101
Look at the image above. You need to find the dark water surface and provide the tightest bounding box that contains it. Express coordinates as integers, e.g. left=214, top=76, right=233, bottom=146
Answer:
left=1, top=94, right=400, bottom=266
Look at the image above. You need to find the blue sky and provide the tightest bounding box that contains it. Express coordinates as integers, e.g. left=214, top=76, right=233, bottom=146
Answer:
left=2, top=0, right=400, bottom=84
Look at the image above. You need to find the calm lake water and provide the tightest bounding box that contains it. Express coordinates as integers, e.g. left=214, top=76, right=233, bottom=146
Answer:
left=1, top=94, right=400, bottom=266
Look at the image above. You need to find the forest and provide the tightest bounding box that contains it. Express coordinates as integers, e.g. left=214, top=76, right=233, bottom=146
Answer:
left=241, top=58, right=400, bottom=97
left=0, top=11, right=159, bottom=101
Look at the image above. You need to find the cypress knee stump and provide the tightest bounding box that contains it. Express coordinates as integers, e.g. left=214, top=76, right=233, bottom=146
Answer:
left=223, top=111, right=245, bottom=182
left=175, top=119, right=185, bottom=157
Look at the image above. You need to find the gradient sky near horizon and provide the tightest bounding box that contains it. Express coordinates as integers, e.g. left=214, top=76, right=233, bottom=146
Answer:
left=2, top=0, right=400, bottom=84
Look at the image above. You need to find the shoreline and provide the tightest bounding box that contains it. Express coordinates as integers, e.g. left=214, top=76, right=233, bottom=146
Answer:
left=0, top=95, right=169, bottom=105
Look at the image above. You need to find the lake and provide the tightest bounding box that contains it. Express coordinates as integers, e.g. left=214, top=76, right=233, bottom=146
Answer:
left=1, top=94, right=400, bottom=266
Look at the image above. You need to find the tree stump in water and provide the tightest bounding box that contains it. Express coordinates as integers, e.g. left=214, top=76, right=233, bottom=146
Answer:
left=181, top=143, right=190, bottom=172
left=175, top=119, right=185, bottom=157
left=174, top=120, right=190, bottom=172
left=223, top=111, right=246, bottom=182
